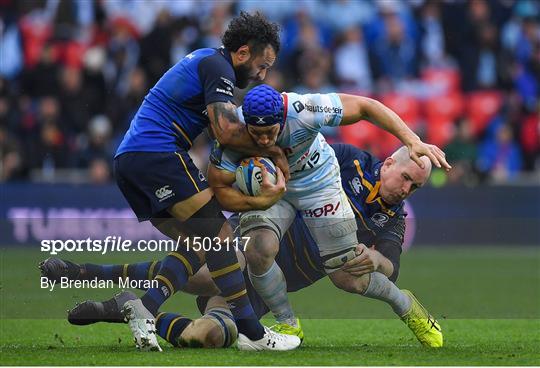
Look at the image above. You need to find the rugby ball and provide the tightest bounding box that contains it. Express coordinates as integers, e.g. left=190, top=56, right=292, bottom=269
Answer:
left=235, top=157, right=277, bottom=196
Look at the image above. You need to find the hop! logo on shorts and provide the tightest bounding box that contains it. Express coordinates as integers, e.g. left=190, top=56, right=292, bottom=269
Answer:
left=304, top=201, right=341, bottom=218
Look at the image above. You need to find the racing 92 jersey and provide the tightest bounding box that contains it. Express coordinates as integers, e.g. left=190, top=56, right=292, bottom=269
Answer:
left=212, top=92, right=345, bottom=196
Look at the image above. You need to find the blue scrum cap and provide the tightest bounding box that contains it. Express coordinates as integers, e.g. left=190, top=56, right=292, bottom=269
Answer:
left=242, top=84, right=284, bottom=129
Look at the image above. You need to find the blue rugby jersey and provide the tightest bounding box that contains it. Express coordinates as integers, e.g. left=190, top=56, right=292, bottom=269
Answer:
left=116, top=47, right=236, bottom=156
left=331, top=143, right=406, bottom=246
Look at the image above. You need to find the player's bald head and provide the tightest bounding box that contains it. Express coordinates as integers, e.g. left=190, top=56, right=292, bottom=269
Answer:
left=391, top=146, right=432, bottom=184
left=379, top=146, right=431, bottom=204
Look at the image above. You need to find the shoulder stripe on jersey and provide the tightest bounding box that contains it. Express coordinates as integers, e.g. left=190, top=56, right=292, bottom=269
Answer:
left=173, top=122, right=193, bottom=147
left=374, top=196, right=396, bottom=216
left=353, top=159, right=374, bottom=190
left=364, top=179, right=396, bottom=216
left=174, top=152, right=200, bottom=192
left=353, top=162, right=396, bottom=216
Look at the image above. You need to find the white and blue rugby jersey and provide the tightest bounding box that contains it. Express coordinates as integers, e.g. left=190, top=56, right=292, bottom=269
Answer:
left=213, top=92, right=345, bottom=196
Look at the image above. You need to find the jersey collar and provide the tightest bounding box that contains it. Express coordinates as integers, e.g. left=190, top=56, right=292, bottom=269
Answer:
left=218, top=46, right=234, bottom=67
left=366, top=161, right=399, bottom=215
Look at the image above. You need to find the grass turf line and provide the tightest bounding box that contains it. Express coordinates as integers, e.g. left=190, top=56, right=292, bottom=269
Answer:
left=1, top=246, right=539, bottom=365
left=1, top=319, right=539, bottom=365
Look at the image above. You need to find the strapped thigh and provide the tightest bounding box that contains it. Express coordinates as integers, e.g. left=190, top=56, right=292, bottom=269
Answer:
left=239, top=200, right=296, bottom=240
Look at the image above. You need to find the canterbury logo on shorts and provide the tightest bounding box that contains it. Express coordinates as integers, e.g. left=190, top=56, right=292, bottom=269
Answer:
left=155, top=185, right=174, bottom=201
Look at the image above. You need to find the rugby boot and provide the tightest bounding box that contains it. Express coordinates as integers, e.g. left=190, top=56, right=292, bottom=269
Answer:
left=400, top=289, right=443, bottom=347
left=270, top=318, right=304, bottom=342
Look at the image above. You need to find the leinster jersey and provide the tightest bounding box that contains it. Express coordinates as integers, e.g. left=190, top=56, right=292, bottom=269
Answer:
left=116, top=47, right=237, bottom=156
left=214, top=92, right=345, bottom=195
left=331, top=144, right=407, bottom=246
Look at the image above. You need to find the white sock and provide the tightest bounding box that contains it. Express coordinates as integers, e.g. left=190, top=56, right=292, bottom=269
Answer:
left=362, top=272, right=411, bottom=316
left=248, top=261, right=295, bottom=323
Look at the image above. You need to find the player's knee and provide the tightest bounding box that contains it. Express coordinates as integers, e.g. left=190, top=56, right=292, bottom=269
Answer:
left=355, top=273, right=371, bottom=294
left=333, top=278, right=360, bottom=294
left=244, top=229, right=279, bottom=272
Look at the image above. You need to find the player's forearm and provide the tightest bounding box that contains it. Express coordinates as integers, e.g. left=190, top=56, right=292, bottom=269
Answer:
left=352, top=96, right=421, bottom=147
left=374, top=250, right=394, bottom=278
left=207, top=101, right=281, bottom=156
left=365, top=98, right=420, bottom=145
left=213, top=186, right=273, bottom=212
left=221, top=126, right=282, bottom=159
left=207, top=101, right=251, bottom=148
left=368, top=98, right=420, bottom=146
left=217, top=123, right=259, bottom=153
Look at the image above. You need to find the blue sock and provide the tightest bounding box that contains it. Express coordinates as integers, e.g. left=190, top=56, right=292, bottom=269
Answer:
left=205, top=247, right=264, bottom=340
left=141, top=250, right=201, bottom=316
left=82, top=261, right=161, bottom=289
left=249, top=261, right=295, bottom=324
left=155, top=312, right=193, bottom=347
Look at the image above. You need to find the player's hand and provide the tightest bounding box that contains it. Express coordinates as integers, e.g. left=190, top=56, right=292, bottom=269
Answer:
left=341, top=244, right=380, bottom=277
left=408, top=140, right=452, bottom=171
left=269, top=148, right=290, bottom=182
left=258, top=166, right=286, bottom=207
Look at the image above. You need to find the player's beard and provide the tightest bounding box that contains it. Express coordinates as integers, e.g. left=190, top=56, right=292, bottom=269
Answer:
left=235, top=63, right=255, bottom=89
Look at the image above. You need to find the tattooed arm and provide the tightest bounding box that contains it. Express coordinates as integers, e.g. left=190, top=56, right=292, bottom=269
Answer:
left=207, top=101, right=290, bottom=180
left=207, top=101, right=251, bottom=148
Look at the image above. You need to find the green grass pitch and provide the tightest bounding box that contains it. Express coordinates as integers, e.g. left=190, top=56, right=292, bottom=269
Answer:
left=1, top=246, right=539, bottom=365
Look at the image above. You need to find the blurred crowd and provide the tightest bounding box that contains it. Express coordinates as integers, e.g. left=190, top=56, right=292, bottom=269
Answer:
left=0, top=0, right=539, bottom=185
